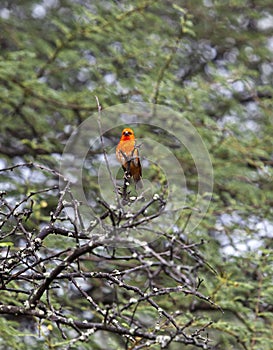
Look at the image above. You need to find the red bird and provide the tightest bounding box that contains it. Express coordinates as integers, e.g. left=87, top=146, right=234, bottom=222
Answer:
left=116, top=128, right=143, bottom=189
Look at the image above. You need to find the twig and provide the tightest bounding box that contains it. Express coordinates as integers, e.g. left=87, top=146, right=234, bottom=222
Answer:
left=95, top=96, right=122, bottom=209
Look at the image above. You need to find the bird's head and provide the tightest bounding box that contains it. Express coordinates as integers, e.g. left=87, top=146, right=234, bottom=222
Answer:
left=120, top=128, right=135, bottom=140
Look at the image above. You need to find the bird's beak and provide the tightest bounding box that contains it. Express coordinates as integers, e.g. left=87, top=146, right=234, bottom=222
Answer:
left=124, top=131, right=129, bottom=136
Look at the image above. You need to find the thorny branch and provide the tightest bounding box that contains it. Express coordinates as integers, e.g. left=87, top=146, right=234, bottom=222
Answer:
left=0, top=163, right=219, bottom=349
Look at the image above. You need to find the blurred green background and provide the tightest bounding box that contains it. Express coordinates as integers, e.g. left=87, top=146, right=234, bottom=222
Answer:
left=0, top=1, right=273, bottom=349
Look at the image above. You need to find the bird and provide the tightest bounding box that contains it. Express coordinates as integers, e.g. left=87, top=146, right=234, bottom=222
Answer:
left=116, top=128, right=143, bottom=189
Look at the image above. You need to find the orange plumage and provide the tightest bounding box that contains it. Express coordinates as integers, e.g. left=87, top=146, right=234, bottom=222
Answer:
left=116, top=128, right=143, bottom=189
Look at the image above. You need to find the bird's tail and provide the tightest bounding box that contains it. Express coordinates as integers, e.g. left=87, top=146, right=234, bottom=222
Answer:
left=134, top=176, right=143, bottom=190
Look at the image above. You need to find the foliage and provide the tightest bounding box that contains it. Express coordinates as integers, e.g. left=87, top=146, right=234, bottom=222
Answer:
left=0, top=0, right=273, bottom=349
